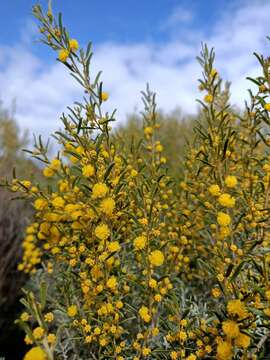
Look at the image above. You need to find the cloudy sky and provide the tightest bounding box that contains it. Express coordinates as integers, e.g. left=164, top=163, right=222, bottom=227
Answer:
left=0, top=0, right=270, bottom=141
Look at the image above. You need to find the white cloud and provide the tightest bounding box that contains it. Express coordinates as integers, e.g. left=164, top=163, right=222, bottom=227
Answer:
left=0, top=45, right=79, bottom=139
left=160, top=5, right=194, bottom=31
left=0, top=0, right=270, bottom=142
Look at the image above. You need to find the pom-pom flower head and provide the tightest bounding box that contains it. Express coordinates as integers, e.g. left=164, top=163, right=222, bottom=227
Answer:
left=149, top=250, right=164, bottom=266
left=218, top=193, right=235, bottom=208
left=225, top=176, right=237, bottom=188
left=209, top=184, right=221, bottom=196
left=92, top=183, right=108, bottom=199
left=24, top=347, right=47, bottom=360
left=100, top=197, right=115, bottom=216
left=101, top=92, right=109, bottom=101
left=133, top=235, right=147, bottom=250
left=222, top=320, right=240, bottom=338
left=69, top=38, right=79, bottom=51
left=67, top=305, right=77, bottom=317
left=95, top=223, right=110, bottom=240
left=217, top=212, right=231, bottom=227
left=82, top=164, right=95, bottom=177
left=58, top=48, right=69, bottom=62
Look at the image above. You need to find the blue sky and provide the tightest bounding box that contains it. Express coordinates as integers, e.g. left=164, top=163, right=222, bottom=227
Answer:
left=0, top=0, right=269, bottom=139
left=2, top=0, right=229, bottom=46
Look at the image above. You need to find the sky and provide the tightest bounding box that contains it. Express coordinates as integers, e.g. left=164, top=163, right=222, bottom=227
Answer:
left=0, top=0, right=270, bottom=141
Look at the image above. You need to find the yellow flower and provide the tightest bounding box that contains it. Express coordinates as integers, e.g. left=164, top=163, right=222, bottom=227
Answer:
left=24, top=335, right=33, bottom=345
left=217, top=273, right=224, bottom=282
left=24, top=347, right=47, bottom=360
left=264, top=103, right=270, bottom=111
left=180, top=181, right=188, bottom=190
left=170, top=351, right=178, bottom=360
left=180, top=319, right=187, bottom=326
left=149, top=278, right=157, bottom=288
left=133, top=235, right=147, bottom=250
left=218, top=193, right=235, bottom=208
left=149, top=250, right=164, bottom=267
left=58, top=179, right=69, bottom=192
left=69, top=39, right=79, bottom=51
left=131, top=169, right=138, bottom=177
left=154, top=294, right=162, bottom=302
left=34, top=198, right=47, bottom=210
left=108, top=302, right=118, bottom=313
left=99, top=338, right=108, bottom=346
left=178, top=330, right=187, bottom=342
left=155, top=144, right=163, bottom=152
left=222, top=320, right=240, bottom=338
left=209, top=184, right=221, bottom=196
left=20, top=312, right=30, bottom=322
left=217, top=212, right=231, bottom=227
left=94, top=327, right=101, bottom=335
left=101, top=92, right=109, bottom=101
left=67, top=305, right=77, bottom=317
left=43, top=167, right=54, bottom=177
left=260, top=84, right=267, bottom=92
left=139, top=306, right=151, bottom=322
left=95, top=223, right=110, bottom=240
left=142, top=347, right=151, bottom=356
left=50, top=159, right=61, bottom=170
left=225, top=176, right=237, bottom=188
left=100, top=197, right=115, bottom=216
left=44, top=312, right=54, bottom=323
left=106, top=276, right=117, bottom=290
left=108, top=241, right=120, bottom=252
left=33, top=326, right=45, bottom=340
left=58, top=48, right=69, bottom=62
left=212, top=287, right=221, bottom=298
left=220, top=226, right=230, bottom=238
left=204, top=94, right=213, bottom=104
left=186, top=355, right=196, bottom=360
left=216, top=340, right=232, bottom=360
left=235, top=333, right=250, bottom=348
left=82, top=164, right=95, bottom=177
left=85, top=335, right=92, bottom=343
left=263, top=164, right=270, bottom=172
left=92, top=183, right=108, bottom=199
left=47, top=333, right=56, bottom=344
left=21, top=180, right=32, bottom=189
left=144, top=126, right=153, bottom=136
left=227, top=299, right=247, bottom=319
left=52, top=196, right=65, bottom=208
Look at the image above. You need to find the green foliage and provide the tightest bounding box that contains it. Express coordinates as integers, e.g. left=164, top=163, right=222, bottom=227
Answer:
left=0, top=103, right=40, bottom=180
left=114, top=109, right=195, bottom=177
